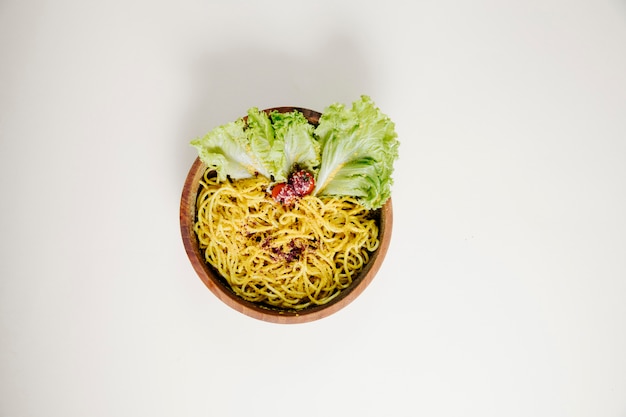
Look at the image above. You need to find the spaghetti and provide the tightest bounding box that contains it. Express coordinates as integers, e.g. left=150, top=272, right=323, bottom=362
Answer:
left=193, top=169, right=380, bottom=310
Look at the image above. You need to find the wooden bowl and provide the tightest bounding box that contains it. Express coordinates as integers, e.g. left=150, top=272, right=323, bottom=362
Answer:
left=179, top=107, right=393, bottom=324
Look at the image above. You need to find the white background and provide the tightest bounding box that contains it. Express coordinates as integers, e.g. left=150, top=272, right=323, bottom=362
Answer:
left=2, top=0, right=626, bottom=416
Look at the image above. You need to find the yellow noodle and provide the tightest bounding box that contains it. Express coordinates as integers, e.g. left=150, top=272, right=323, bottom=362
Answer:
left=194, top=170, right=380, bottom=310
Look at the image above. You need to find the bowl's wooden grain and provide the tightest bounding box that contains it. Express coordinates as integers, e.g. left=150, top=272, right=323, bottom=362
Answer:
left=179, top=107, right=393, bottom=324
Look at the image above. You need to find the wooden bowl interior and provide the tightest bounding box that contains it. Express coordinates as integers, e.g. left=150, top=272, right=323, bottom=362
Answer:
left=179, top=107, right=393, bottom=324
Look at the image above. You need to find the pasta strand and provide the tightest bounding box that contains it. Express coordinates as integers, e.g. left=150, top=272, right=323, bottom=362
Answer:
left=194, top=170, right=380, bottom=310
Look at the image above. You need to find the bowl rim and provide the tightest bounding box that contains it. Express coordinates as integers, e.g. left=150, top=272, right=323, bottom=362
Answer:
left=179, top=106, right=393, bottom=324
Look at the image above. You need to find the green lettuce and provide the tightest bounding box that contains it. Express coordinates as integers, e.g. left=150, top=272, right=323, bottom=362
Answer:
left=313, top=95, right=399, bottom=210
left=270, top=110, right=320, bottom=181
left=190, top=96, right=399, bottom=210
left=245, top=107, right=285, bottom=179
left=190, top=116, right=274, bottom=182
left=191, top=108, right=321, bottom=183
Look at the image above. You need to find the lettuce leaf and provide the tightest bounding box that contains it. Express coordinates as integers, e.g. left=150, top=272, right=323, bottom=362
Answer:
left=190, top=117, right=273, bottom=181
left=270, top=110, right=320, bottom=181
left=313, top=95, right=399, bottom=210
left=245, top=107, right=285, bottom=179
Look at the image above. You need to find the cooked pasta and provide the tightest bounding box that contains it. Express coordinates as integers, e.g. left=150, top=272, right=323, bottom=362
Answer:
left=193, top=169, right=380, bottom=310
